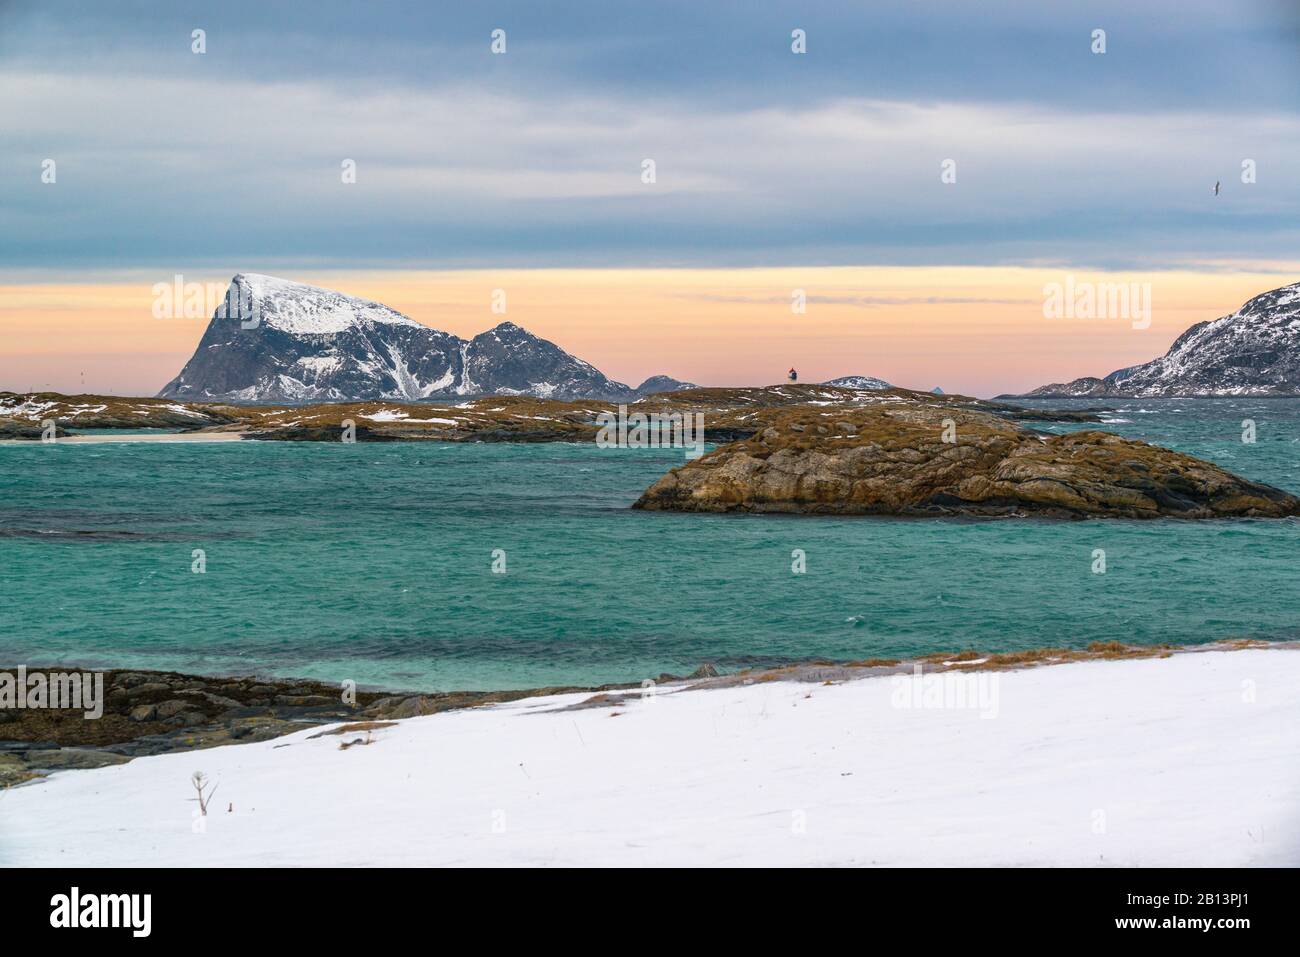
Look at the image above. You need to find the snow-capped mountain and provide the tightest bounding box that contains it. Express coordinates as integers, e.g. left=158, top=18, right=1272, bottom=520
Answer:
left=460, top=321, right=635, bottom=400
left=823, top=375, right=893, bottom=390
left=635, top=375, right=698, bottom=395
left=159, top=274, right=639, bottom=402
left=1008, top=376, right=1108, bottom=399
left=1012, top=281, right=1300, bottom=398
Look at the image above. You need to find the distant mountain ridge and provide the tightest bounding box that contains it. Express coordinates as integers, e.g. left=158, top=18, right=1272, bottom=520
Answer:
left=823, top=375, right=892, bottom=390
left=1008, top=281, right=1300, bottom=398
left=159, top=275, right=685, bottom=403
left=635, top=375, right=698, bottom=395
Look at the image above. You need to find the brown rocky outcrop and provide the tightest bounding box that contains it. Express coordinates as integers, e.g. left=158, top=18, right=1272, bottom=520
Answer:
left=633, top=402, right=1300, bottom=519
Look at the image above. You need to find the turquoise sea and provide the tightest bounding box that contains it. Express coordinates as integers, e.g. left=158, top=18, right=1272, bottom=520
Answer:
left=2, top=397, right=1298, bottom=690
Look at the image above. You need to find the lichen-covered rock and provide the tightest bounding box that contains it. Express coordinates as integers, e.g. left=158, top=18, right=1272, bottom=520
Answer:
left=633, top=403, right=1300, bottom=519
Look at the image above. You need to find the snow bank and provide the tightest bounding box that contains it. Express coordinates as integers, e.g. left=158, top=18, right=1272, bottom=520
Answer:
left=1, top=649, right=1296, bottom=866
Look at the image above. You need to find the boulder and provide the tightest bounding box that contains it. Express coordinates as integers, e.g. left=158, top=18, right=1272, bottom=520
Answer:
left=128, top=704, right=158, bottom=722
left=155, top=699, right=191, bottom=719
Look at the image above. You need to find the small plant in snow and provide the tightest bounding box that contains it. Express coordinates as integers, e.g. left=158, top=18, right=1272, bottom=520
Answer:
left=190, top=771, right=217, bottom=816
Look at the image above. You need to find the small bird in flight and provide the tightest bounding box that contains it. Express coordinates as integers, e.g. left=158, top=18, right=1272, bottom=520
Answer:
left=1214, top=180, right=1221, bottom=196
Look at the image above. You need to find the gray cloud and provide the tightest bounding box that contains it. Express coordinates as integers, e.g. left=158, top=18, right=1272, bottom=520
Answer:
left=2, top=0, right=1298, bottom=270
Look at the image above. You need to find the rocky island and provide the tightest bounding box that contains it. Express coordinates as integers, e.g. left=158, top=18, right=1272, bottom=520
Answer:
left=5, top=383, right=1298, bottom=519
left=633, top=399, right=1300, bottom=519
left=7, top=270, right=1300, bottom=524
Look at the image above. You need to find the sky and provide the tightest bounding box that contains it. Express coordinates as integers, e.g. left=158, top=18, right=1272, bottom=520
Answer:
left=1, top=0, right=1298, bottom=396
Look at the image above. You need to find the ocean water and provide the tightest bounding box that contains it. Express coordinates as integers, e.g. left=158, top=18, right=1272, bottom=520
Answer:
left=2, top=397, right=1298, bottom=690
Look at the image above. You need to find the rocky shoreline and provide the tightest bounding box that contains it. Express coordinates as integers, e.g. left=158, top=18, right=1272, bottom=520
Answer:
left=0, top=663, right=717, bottom=787
left=7, top=385, right=1299, bottom=520
left=2, top=385, right=1098, bottom=443
left=5, top=640, right=1286, bottom=787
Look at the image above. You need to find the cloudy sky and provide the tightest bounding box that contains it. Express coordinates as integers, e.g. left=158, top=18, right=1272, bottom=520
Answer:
left=2, top=0, right=1299, bottom=394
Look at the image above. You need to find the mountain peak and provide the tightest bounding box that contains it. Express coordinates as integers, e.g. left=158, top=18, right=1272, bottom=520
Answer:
left=227, top=274, right=423, bottom=335
left=161, top=275, right=638, bottom=403
left=823, top=375, right=892, bottom=391
left=636, top=375, right=699, bottom=395
left=1010, top=279, right=1300, bottom=398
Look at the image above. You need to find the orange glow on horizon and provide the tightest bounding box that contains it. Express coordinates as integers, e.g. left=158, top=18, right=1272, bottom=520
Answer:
left=2, top=266, right=1296, bottom=398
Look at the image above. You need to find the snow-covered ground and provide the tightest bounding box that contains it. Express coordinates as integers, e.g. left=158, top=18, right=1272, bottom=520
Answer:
left=1, top=649, right=1297, bottom=866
